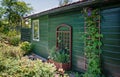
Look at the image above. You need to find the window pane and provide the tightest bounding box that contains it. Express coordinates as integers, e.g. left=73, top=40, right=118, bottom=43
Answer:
left=33, top=20, right=39, bottom=41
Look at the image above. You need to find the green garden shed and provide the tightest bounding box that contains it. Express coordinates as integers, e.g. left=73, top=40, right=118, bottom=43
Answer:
left=23, top=0, right=120, bottom=77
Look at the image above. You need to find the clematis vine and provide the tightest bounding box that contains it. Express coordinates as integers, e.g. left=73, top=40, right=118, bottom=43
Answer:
left=87, top=8, right=92, bottom=16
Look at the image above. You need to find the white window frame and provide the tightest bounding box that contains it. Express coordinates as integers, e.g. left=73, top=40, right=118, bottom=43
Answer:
left=32, top=19, right=39, bottom=41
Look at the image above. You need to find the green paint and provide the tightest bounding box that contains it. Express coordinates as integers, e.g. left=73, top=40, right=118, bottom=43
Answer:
left=31, top=11, right=85, bottom=71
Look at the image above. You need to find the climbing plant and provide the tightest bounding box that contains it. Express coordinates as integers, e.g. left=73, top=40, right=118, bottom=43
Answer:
left=81, top=8, right=103, bottom=77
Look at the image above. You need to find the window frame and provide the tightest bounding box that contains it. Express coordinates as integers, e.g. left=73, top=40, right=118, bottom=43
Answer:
left=32, top=19, right=40, bottom=41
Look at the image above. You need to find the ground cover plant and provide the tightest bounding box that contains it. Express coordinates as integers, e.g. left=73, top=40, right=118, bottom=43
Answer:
left=0, top=42, right=56, bottom=77
left=0, top=31, right=20, bottom=46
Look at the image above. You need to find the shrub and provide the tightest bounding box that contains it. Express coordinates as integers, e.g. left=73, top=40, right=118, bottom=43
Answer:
left=7, top=30, right=18, bottom=37
left=0, top=57, right=56, bottom=77
left=0, top=42, right=56, bottom=77
left=49, top=47, right=70, bottom=63
left=9, top=36, right=20, bottom=46
left=0, top=33, right=8, bottom=43
left=20, top=41, right=32, bottom=54
left=0, top=51, right=6, bottom=72
left=6, top=30, right=20, bottom=46
left=53, top=52, right=70, bottom=63
left=0, top=25, right=9, bottom=34
left=0, top=42, right=23, bottom=58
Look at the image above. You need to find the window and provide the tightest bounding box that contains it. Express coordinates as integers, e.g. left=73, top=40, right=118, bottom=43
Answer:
left=32, top=19, right=39, bottom=41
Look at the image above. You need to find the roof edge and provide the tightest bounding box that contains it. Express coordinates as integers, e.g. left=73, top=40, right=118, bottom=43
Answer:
left=24, top=0, right=119, bottom=19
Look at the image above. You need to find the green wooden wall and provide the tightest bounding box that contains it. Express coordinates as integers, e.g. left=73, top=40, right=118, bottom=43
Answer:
left=101, top=7, right=120, bottom=77
left=31, top=15, right=49, bottom=58
left=48, top=11, right=85, bottom=71
left=30, top=6, right=120, bottom=76
left=21, top=28, right=31, bottom=42
left=31, top=10, right=85, bottom=71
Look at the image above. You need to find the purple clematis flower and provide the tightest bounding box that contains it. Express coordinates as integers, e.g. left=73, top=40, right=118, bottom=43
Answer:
left=87, top=8, right=91, bottom=16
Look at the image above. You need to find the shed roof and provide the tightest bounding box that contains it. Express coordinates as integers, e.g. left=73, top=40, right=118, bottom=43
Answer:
left=25, top=0, right=119, bottom=19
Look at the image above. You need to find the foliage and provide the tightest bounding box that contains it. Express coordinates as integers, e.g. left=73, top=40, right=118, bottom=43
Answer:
left=22, top=18, right=31, bottom=28
left=52, top=51, right=70, bottom=63
left=74, top=72, right=82, bottom=77
left=49, top=47, right=70, bottom=63
left=0, top=50, right=6, bottom=72
left=0, top=42, right=23, bottom=58
left=81, top=8, right=103, bottom=77
left=0, top=7, right=5, bottom=18
left=5, top=30, right=20, bottom=46
left=20, top=41, right=32, bottom=54
left=0, top=33, right=7, bottom=43
left=0, top=42, right=56, bottom=77
left=0, top=56, right=56, bottom=77
left=0, top=0, right=32, bottom=27
left=58, top=0, right=72, bottom=6
left=9, top=36, right=20, bottom=46
left=0, top=31, right=20, bottom=46
left=0, top=21, right=10, bottom=34
left=7, top=30, right=19, bottom=37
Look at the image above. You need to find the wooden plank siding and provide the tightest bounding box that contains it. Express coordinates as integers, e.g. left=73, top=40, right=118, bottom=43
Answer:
left=48, top=11, right=85, bottom=71
left=21, top=28, right=31, bottom=42
left=101, top=7, right=120, bottom=77
left=31, top=10, right=85, bottom=71
left=31, top=15, right=49, bottom=58
left=28, top=2, right=120, bottom=77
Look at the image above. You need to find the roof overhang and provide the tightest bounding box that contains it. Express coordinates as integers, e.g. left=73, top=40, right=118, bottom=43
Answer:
left=24, top=0, right=120, bottom=19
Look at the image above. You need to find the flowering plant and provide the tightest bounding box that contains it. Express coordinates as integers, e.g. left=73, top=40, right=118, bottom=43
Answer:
left=48, top=47, right=70, bottom=63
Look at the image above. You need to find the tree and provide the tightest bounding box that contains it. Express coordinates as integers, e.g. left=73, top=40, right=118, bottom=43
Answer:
left=0, top=0, right=32, bottom=27
left=0, top=7, right=5, bottom=19
left=58, top=0, right=72, bottom=6
left=0, top=6, right=9, bottom=34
